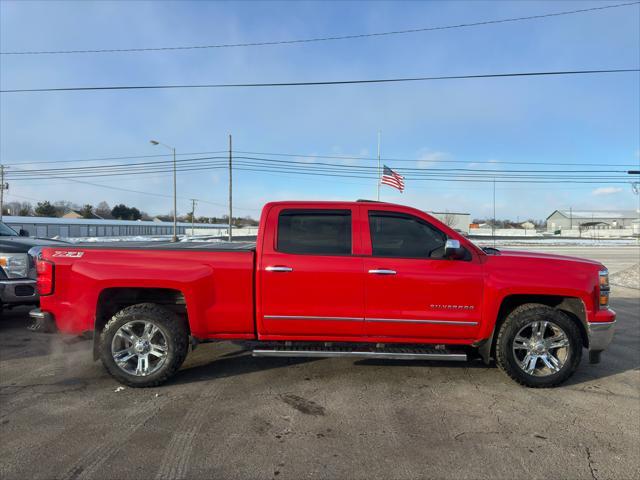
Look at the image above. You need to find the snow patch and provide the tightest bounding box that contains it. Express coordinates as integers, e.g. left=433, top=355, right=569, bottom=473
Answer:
left=610, top=264, right=640, bottom=290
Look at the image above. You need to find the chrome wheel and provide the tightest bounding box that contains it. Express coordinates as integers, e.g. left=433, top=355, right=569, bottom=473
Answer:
left=512, top=320, right=570, bottom=377
left=111, top=320, right=168, bottom=377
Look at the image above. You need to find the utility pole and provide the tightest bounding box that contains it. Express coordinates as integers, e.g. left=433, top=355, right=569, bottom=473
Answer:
left=228, top=134, right=233, bottom=242
left=149, top=140, right=178, bottom=242
left=190, top=199, right=197, bottom=236
left=0, top=165, right=5, bottom=221
left=376, top=131, right=381, bottom=201
left=492, top=177, right=496, bottom=248
left=172, top=147, right=177, bottom=242
left=569, top=206, right=573, bottom=230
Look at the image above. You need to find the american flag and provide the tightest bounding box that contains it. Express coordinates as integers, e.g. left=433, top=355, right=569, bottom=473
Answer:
left=380, top=165, right=405, bottom=192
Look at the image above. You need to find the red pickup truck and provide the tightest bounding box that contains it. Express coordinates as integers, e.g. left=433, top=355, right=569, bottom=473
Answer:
left=30, top=200, right=615, bottom=388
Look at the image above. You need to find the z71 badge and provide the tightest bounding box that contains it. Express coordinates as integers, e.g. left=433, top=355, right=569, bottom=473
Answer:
left=52, top=251, right=84, bottom=258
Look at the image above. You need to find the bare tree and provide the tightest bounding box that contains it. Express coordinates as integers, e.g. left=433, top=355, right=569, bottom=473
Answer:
left=95, top=201, right=112, bottom=219
left=442, top=211, right=457, bottom=228
left=18, top=202, right=33, bottom=216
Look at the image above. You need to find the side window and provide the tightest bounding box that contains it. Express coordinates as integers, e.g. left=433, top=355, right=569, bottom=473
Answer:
left=277, top=209, right=352, bottom=255
left=369, top=211, right=446, bottom=259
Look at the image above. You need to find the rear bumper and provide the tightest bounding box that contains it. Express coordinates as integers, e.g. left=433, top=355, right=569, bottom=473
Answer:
left=28, top=308, right=57, bottom=333
left=588, top=308, right=616, bottom=352
left=0, top=278, right=38, bottom=305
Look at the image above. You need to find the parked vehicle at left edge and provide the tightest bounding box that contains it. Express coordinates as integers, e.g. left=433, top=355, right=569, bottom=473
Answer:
left=0, top=221, right=66, bottom=320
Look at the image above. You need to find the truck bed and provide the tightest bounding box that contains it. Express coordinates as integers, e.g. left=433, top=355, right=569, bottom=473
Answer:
left=38, top=243, right=257, bottom=338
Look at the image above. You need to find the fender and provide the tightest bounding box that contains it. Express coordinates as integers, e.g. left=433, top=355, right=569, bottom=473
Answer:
left=476, top=285, right=592, bottom=363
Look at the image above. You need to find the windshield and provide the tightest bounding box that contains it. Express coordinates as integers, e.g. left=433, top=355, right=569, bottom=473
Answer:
left=0, top=222, right=19, bottom=236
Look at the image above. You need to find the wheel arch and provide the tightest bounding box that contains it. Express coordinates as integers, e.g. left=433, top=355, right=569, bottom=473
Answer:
left=93, top=287, right=189, bottom=360
left=477, top=294, right=589, bottom=363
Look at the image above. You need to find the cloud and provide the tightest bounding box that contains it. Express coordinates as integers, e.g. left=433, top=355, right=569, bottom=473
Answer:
left=592, top=187, right=623, bottom=196
left=415, top=149, right=449, bottom=168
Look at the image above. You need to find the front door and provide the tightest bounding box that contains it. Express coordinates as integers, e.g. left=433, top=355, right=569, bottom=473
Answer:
left=363, top=209, right=483, bottom=341
left=259, top=207, right=365, bottom=339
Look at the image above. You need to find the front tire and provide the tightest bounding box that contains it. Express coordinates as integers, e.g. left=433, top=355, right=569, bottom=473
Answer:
left=495, top=303, right=582, bottom=388
left=99, top=303, right=189, bottom=387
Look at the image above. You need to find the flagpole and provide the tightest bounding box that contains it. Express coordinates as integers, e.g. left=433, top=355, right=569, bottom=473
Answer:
left=376, top=130, right=381, bottom=201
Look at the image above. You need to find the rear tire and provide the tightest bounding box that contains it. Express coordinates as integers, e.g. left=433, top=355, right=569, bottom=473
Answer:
left=99, top=303, right=188, bottom=387
left=495, top=303, right=582, bottom=388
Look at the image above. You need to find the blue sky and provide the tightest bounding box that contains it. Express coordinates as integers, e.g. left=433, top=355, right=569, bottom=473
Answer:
left=1, top=0, right=639, bottom=220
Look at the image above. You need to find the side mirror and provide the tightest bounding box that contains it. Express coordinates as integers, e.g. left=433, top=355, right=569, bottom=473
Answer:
left=19, top=229, right=29, bottom=237
left=444, top=239, right=464, bottom=259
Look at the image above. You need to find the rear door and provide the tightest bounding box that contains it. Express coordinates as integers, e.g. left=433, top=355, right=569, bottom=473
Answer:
left=363, top=208, right=483, bottom=341
left=258, top=206, right=365, bottom=339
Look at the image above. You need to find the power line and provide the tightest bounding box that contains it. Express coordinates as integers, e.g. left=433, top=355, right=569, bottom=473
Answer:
left=228, top=165, right=632, bottom=184
left=4, top=154, right=631, bottom=177
left=6, top=159, right=631, bottom=184
left=2, top=2, right=637, bottom=55
left=3, top=151, right=227, bottom=167
left=235, top=150, right=640, bottom=168
left=2, top=69, right=638, bottom=94
left=5, top=164, right=257, bottom=211
left=233, top=156, right=631, bottom=174
left=6, top=156, right=227, bottom=175
left=4, top=156, right=632, bottom=181
left=5, top=148, right=637, bottom=169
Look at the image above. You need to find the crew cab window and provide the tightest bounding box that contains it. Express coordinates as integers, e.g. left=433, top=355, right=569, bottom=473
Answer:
left=369, top=211, right=446, bottom=259
left=277, top=209, right=352, bottom=255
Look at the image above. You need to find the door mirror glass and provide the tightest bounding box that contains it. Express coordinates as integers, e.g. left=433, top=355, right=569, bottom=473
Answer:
left=19, top=229, right=29, bottom=237
left=444, top=239, right=464, bottom=259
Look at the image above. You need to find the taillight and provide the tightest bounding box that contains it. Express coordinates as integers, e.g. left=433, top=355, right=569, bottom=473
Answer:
left=36, top=259, right=54, bottom=295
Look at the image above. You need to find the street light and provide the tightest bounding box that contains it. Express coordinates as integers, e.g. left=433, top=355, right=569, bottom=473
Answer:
left=150, top=139, right=178, bottom=242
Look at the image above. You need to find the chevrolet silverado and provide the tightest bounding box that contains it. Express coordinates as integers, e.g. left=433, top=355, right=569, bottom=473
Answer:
left=30, top=201, right=616, bottom=388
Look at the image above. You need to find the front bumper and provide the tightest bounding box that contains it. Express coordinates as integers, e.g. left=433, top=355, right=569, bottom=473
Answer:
left=0, top=278, right=38, bottom=305
left=586, top=308, right=616, bottom=363
left=588, top=321, right=616, bottom=352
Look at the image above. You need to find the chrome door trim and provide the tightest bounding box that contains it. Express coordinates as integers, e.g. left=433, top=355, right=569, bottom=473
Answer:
left=366, top=318, right=478, bottom=326
left=264, top=315, right=363, bottom=322
left=264, top=316, right=478, bottom=326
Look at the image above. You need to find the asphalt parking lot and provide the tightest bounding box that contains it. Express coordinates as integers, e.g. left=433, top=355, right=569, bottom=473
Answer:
left=1, top=246, right=638, bottom=480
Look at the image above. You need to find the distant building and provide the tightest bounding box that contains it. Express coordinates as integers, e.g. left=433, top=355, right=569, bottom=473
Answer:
left=520, top=221, right=536, bottom=230
left=62, top=209, right=103, bottom=220
left=3, top=216, right=229, bottom=239
left=427, top=211, right=471, bottom=234
left=546, top=209, right=639, bottom=231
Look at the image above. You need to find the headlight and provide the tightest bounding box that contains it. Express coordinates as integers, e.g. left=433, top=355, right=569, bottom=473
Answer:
left=599, top=269, right=610, bottom=308
left=0, top=253, right=29, bottom=278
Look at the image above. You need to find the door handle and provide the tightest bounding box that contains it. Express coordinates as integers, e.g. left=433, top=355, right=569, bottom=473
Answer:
left=265, top=266, right=294, bottom=272
left=368, top=269, right=396, bottom=275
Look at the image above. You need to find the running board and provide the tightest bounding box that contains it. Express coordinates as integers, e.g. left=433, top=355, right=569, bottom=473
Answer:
left=252, top=346, right=467, bottom=362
